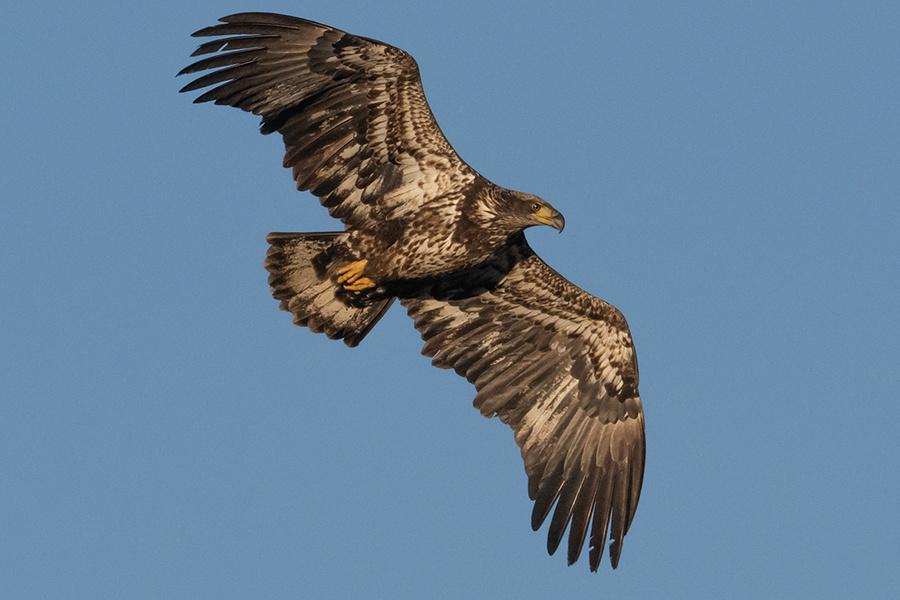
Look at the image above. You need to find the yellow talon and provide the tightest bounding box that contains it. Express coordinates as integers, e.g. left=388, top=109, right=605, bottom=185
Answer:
left=337, top=259, right=376, bottom=293
left=343, top=277, right=376, bottom=292
left=337, top=259, right=368, bottom=284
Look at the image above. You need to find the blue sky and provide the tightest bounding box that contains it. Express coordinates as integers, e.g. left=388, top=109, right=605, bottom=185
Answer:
left=2, top=1, right=898, bottom=598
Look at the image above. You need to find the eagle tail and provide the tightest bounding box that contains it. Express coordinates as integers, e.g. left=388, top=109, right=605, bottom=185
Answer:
left=265, top=232, right=394, bottom=347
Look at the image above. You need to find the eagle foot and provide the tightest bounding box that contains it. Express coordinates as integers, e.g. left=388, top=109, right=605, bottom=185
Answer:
left=337, top=259, right=376, bottom=294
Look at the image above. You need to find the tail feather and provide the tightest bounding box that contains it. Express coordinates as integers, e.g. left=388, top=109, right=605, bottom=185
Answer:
left=265, top=232, right=393, bottom=347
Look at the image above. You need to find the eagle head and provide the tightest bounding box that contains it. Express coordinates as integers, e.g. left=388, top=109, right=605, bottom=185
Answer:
left=489, top=189, right=566, bottom=234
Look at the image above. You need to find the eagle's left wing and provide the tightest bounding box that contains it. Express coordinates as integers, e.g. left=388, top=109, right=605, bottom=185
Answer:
left=178, top=13, right=478, bottom=231
left=401, top=250, right=645, bottom=571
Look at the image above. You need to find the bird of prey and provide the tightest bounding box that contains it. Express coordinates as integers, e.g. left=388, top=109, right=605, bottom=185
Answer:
left=179, top=12, right=645, bottom=572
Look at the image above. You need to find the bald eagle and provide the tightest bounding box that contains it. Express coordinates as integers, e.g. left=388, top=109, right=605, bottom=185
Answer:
left=179, top=13, right=644, bottom=572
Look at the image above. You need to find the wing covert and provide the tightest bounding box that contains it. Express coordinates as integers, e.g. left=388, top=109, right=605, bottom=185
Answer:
left=402, top=251, right=645, bottom=571
left=178, top=12, right=477, bottom=229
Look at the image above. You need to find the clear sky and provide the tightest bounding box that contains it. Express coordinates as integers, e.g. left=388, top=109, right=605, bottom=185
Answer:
left=2, top=1, right=898, bottom=598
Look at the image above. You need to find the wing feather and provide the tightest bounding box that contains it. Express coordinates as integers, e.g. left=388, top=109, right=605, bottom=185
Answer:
left=402, top=252, right=645, bottom=571
left=179, top=12, right=477, bottom=231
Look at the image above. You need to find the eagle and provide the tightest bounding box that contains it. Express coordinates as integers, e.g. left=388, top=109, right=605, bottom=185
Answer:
left=178, top=13, right=645, bottom=572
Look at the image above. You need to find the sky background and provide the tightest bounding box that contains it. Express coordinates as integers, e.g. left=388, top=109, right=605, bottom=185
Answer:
left=2, top=1, right=898, bottom=598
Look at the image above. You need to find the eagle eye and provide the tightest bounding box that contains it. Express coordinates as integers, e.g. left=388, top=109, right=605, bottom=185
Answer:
left=531, top=202, right=541, bottom=212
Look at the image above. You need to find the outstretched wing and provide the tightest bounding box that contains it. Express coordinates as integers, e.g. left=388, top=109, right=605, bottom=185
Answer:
left=402, top=250, right=645, bottom=571
left=178, top=12, right=477, bottom=230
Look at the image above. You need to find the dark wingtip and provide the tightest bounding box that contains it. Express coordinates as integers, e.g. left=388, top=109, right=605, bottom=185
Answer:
left=609, top=539, right=622, bottom=569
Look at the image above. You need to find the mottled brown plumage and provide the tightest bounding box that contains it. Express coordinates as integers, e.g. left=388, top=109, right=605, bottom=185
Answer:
left=179, top=12, right=645, bottom=572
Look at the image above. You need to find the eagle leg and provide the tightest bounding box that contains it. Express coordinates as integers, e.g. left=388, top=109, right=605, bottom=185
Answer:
left=337, top=259, right=377, bottom=293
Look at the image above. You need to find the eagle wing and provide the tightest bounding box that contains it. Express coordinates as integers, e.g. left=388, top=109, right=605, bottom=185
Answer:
left=178, top=13, right=477, bottom=229
left=402, top=248, right=645, bottom=571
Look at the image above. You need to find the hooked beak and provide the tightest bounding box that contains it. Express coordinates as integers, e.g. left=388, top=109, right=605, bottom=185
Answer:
left=533, top=205, right=566, bottom=232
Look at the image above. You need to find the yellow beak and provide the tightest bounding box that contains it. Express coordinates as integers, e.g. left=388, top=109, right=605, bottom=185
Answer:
left=533, top=206, right=566, bottom=232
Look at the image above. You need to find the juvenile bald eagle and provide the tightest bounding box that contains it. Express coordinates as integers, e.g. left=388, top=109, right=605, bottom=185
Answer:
left=179, top=13, right=644, bottom=572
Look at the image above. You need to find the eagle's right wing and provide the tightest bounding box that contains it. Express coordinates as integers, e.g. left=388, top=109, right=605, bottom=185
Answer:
left=402, top=249, right=645, bottom=571
left=178, top=12, right=478, bottom=229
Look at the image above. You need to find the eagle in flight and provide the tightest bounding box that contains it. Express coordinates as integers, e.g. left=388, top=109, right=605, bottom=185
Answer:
left=179, top=13, right=644, bottom=572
